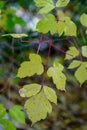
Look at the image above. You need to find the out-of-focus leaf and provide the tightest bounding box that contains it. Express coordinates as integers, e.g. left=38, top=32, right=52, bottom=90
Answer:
left=0, top=103, right=6, bottom=118
left=56, top=0, right=70, bottom=7
left=9, top=105, right=25, bottom=124
left=2, top=33, right=28, bottom=38
left=82, top=46, right=87, bottom=57
left=0, top=119, right=16, bottom=130
left=80, top=13, right=87, bottom=27
left=34, top=0, right=55, bottom=14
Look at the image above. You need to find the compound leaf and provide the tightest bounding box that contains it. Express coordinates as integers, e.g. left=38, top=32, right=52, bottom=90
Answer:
left=82, top=46, right=87, bottom=57
left=43, top=86, right=57, bottom=104
left=2, top=33, right=28, bottom=38
left=56, top=0, right=70, bottom=7
left=0, top=119, right=16, bottom=130
left=80, top=13, right=87, bottom=27
left=17, top=53, right=44, bottom=78
left=75, top=62, right=87, bottom=84
left=47, top=62, right=66, bottom=91
left=19, top=84, right=41, bottom=97
left=68, top=60, right=81, bottom=69
left=24, top=90, right=52, bottom=124
left=65, top=46, right=79, bottom=60
left=9, top=105, right=25, bottom=124
left=34, top=0, right=55, bottom=14
left=36, top=14, right=58, bottom=35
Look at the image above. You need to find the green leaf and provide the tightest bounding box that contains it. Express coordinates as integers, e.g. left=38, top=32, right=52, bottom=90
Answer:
left=56, top=0, right=70, bottom=7
left=47, top=62, right=66, bottom=91
left=75, top=62, right=87, bottom=84
left=80, top=13, right=87, bottom=27
left=17, top=53, right=44, bottom=78
left=19, top=84, right=41, bottom=97
left=34, top=0, right=55, bottom=14
left=65, top=47, right=79, bottom=60
left=57, top=16, right=77, bottom=36
left=43, top=86, right=57, bottom=104
left=0, top=103, right=6, bottom=118
left=36, top=14, right=58, bottom=35
left=9, top=105, right=25, bottom=124
left=2, top=33, right=28, bottom=38
left=0, top=119, right=16, bottom=130
left=82, top=46, right=87, bottom=57
left=68, top=60, right=81, bottom=69
left=24, top=90, right=52, bottom=124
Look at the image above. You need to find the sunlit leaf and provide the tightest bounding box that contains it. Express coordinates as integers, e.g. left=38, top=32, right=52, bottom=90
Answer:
left=9, top=105, right=25, bottom=124
left=19, top=84, right=41, bottom=97
left=2, top=33, right=28, bottom=38
left=47, top=62, right=66, bottom=91
left=34, top=0, right=55, bottom=14
left=0, top=119, right=16, bottom=130
left=17, top=53, right=44, bottom=78
left=82, top=46, right=87, bottom=57
left=56, top=0, right=70, bottom=7
left=65, top=46, right=79, bottom=60
left=68, top=60, right=81, bottom=69
left=43, top=86, right=57, bottom=104
left=24, top=90, right=52, bottom=124
left=80, top=13, right=87, bottom=27
left=36, top=14, right=58, bottom=35
left=0, top=103, right=6, bottom=118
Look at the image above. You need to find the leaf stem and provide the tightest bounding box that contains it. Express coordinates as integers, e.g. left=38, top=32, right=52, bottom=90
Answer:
left=41, top=38, right=52, bottom=88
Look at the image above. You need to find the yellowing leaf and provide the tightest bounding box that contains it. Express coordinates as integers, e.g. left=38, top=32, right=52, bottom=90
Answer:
left=43, top=86, right=57, bottom=104
left=2, top=33, right=28, bottom=38
left=47, top=62, right=66, bottom=91
left=68, top=60, right=81, bottom=69
left=65, top=47, right=79, bottom=60
left=75, top=62, right=87, bottom=84
left=82, top=46, right=87, bottom=57
left=24, top=90, right=52, bottom=124
left=57, top=16, right=77, bottom=36
left=80, top=13, right=87, bottom=27
left=19, top=84, right=41, bottom=97
left=56, top=0, right=70, bottom=7
left=17, top=53, right=44, bottom=78
left=36, top=14, right=58, bottom=35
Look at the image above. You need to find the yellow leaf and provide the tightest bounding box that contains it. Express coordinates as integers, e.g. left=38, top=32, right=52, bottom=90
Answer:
left=65, top=46, right=79, bottom=60
left=44, top=86, right=57, bottom=104
left=2, top=33, right=28, bottom=38
left=47, top=62, right=66, bottom=91
left=24, top=90, right=52, bottom=124
left=19, top=84, right=41, bottom=97
left=80, top=13, right=87, bottom=27
left=17, top=53, right=44, bottom=78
